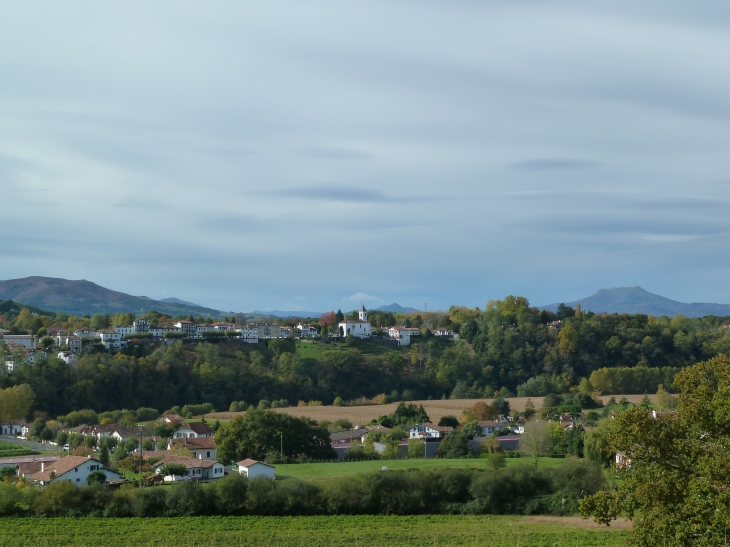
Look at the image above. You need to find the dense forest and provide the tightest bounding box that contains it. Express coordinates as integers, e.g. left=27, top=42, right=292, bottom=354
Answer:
left=2, top=296, right=730, bottom=417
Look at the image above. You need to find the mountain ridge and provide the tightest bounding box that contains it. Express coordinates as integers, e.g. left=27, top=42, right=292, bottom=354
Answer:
left=0, top=277, right=226, bottom=318
left=541, top=286, right=730, bottom=318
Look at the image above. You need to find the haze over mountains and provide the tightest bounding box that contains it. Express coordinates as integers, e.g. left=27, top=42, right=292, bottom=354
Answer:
left=541, top=287, right=730, bottom=318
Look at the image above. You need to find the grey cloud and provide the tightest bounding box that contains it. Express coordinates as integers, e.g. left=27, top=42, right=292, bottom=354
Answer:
left=303, top=147, right=374, bottom=161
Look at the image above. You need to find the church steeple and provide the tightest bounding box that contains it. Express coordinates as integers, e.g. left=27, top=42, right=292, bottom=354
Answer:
left=359, top=304, right=367, bottom=321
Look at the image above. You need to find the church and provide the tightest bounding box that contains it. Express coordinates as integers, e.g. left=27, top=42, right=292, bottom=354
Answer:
left=339, top=305, right=372, bottom=338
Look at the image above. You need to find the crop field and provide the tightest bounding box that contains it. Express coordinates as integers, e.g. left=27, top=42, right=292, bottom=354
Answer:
left=0, top=515, right=629, bottom=547
left=276, top=456, right=567, bottom=480
left=208, top=394, right=656, bottom=424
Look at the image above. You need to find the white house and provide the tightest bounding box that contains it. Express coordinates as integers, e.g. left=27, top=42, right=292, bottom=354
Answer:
left=168, top=437, right=217, bottom=460
left=236, top=459, right=275, bottom=479
left=159, top=413, right=185, bottom=425
left=0, top=422, right=24, bottom=436
left=339, top=306, right=372, bottom=338
left=133, top=319, right=150, bottom=333
left=409, top=423, right=453, bottom=439
left=67, top=337, right=82, bottom=352
left=74, top=328, right=99, bottom=340
left=28, top=455, right=121, bottom=486
left=388, top=327, right=412, bottom=346
left=297, top=324, right=318, bottom=338
left=98, top=330, right=122, bottom=343
left=280, top=326, right=294, bottom=337
left=478, top=420, right=507, bottom=436
left=57, top=351, right=78, bottom=365
left=174, top=321, right=198, bottom=338
left=0, top=334, right=37, bottom=349
left=114, top=325, right=134, bottom=336
left=152, top=455, right=225, bottom=481
left=237, top=327, right=259, bottom=343
left=173, top=422, right=214, bottom=439
left=433, top=328, right=454, bottom=337
left=150, top=326, right=182, bottom=338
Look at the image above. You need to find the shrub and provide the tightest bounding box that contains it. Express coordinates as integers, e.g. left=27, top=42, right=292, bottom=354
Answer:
left=135, top=407, right=159, bottom=422
left=165, top=482, right=215, bottom=516
left=437, top=430, right=470, bottom=458
left=215, top=473, right=249, bottom=515
left=181, top=403, right=214, bottom=418
left=87, top=471, right=107, bottom=485
left=229, top=401, right=247, bottom=412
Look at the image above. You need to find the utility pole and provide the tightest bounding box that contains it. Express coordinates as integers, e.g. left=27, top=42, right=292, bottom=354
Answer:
left=139, top=426, right=143, bottom=482
left=280, top=432, right=283, bottom=459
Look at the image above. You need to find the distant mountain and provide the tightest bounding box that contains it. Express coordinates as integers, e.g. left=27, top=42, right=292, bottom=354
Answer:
left=252, top=310, right=323, bottom=319
left=160, top=297, right=201, bottom=307
left=374, top=303, right=418, bottom=314
left=542, top=286, right=730, bottom=318
left=0, top=277, right=227, bottom=318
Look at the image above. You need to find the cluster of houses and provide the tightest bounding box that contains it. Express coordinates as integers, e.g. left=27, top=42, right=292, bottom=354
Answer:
left=0, top=413, right=276, bottom=486
left=339, top=306, right=455, bottom=346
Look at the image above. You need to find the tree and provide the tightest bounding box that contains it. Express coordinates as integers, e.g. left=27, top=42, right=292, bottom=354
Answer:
left=158, top=463, right=188, bottom=478
left=523, top=398, right=536, bottom=420
left=55, top=431, right=68, bottom=448
left=437, top=430, right=470, bottom=458
left=461, top=401, right=498, bottom=423
left=87, top=470, right=107, bottom=485
left=519, top=420, right=553, bottom=467
left=656, top=384, right=677, bottom=411
left=438, top=415, right=459, bottom=428
left=581, top=355, right=730, bottom=544
left=583, top=418, right=616, bottom=466
left=215, top=409, right=334, bottom=463
left=335, top=309, right=344, bottom=323
left=0, top=384, right=35, bottom=423
left=491, top=396, right=510, bottom=417
left=406, top=438, right=425, bottom=459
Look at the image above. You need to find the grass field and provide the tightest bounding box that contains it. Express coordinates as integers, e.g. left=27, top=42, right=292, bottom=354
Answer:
left=295, top=339, right=408, bottom=360
left=0, top=515, right=629, bottom=546
left=275, top=456, right=567, bottom=480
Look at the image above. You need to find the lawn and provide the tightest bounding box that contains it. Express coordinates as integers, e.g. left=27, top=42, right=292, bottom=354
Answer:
left=0, top=515, right=629, bottom=547
left=295, top=338, right=410, bottom=359
left=275, top=456, right=567, bottom=480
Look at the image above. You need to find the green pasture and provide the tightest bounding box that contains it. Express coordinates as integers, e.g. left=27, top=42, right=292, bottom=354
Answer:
left=0, top=515, right=628, bottom=547
left=275, top=456, right=567, bottom=480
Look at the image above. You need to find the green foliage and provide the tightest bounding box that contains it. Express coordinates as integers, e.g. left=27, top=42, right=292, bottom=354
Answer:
left=87, top=471, right=107, bottom=485
left=437, top=415, right=459, bottom=428
left=437, top=430, right=471, bottom=458
left=215, top=409, right=335, bottom=463
left=374, top=402, right=430, bottom=428
left=229, top=400, right=247, bottom=412
left=181, top=403, right=214, bottom=418
left=158, top=463, right=188, bottom=478
left=581, top=355, right=730, bottom=546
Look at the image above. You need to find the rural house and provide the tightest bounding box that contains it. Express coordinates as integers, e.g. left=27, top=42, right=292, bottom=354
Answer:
left=28, top=455, right=121, bottom=486
left=409, top=423, right=453, bottom=439
left=152, top=455, right=225, bottom=481
left=236, top=459, right=275, bottom=479
left=173, top=422, right=214, bottom=438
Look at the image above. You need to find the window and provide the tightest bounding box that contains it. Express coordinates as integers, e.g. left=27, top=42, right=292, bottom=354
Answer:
left=206, top=451, right=210, bottom=458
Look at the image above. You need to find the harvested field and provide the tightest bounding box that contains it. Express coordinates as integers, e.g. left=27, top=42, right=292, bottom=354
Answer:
left=206, top=394, right=656, bottom=424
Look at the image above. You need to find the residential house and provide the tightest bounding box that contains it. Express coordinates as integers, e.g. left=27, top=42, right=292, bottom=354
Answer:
left=174, top=321, right=197, bottom=338
left=0, top=334, right=37, bottom=349
left=237, top=327, right=259, bottom=343
left=249, top=323, right=282, bottom=339
left=159, top=413, right=185, bottom=425
left=388, top=327, right=412, bottom=346
left=173, top=422, right=214, bottom=439
left=236, top=459, right=275, bottom=479
left=28, top=455, right=121, bottom=486
left=212, top=323, right=236, bottom=332
left=67, top=337, right=82, bottom=352
left=409, top=423, right=453, bottom=439
left=297, top=324, right=318, bottom=338
left=167, top=437, right=216, bottom=460
left=57, top=351, right=78, bottom=365
left=150, top=325, right=182, bottom=338
left=615, top=451, right=631, bottom=469
left=280, top=326, right=294, bottom=337
left=1, top=422, right=24, bottom=436
left=0, top=455, right=59, bottom=474
left=133, top=319, right=150, bottom=333
left=478, top=420, right=507, bottom=436
left=114, top=325, right=134, bottom=336
left=152, top=455, right=225, bottom=481
left=547, top=320, right=562, bottom=330
left=74, top=328, right=98, bottom=340
left=433, top=327, right=454, bottom=337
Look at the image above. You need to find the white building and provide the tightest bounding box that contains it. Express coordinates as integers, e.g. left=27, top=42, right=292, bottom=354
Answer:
left=174, top=321, right=198, bottom=338
left=74, top=328, right=99, bottom=340
left=237, top=327, right=259, bottom=343
left=114, top=325, right=134, bottom=336
left=150, top=326, right=182, bottom=338
left=152, top=456, right=225, bottom=481
left=433, top=328, right=454, bottom=337
left=133, top=319, right=150, bottom=333
left=236, top=459, right=275, bottom=479
left=297, top=324, right=318, bottom=338
left=339, top=305, right=372, bottom=338
left=388, top=327, right=412, bottom=346
left=0, top=334, right=37, bottom=349
left=478, top=420, right=507, bottom=436
left=409, top=423, right=453, bottom=439
left=173, top=422, right=214, bottom=439
left=168, top=437, right=217, bottom=460
left=29, top=455, right=121, bottom=486
left=98, top=330, right=122, bottom=343
left=57, top=351, right=78, bottom=365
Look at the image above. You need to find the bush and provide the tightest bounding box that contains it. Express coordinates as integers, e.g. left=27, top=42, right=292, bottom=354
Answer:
left=229, top=401, right=247, bottom=412
left=181, top=403, right=214, bottom=418
left=87, top=471, right=107, bottom=485
left=135, top=407, right=159, bottom=422
left=215, top=473, right=249, bottom=515
left=437, top=430, right=470, bottom=458
left=165, top=482, right=216, bottom=516
left=438, top=415, right=459, bottom=428
left=0, top=482, right=24, bottom=516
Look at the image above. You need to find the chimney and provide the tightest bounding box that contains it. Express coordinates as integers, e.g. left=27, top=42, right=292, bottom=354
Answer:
left=41, top=462, right=45, bottom=472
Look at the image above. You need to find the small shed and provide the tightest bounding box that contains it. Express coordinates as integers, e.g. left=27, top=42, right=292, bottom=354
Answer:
left=236, top=459, right=275, bottom=479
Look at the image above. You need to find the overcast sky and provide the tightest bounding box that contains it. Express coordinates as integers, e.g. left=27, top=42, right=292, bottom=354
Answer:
left=2, top=1, right=730, bottom=313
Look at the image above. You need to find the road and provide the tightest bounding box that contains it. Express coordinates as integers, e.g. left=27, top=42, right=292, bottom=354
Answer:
left=0, top=435, right=57, bottom=452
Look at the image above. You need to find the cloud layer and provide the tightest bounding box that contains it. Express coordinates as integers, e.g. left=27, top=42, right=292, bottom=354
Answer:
left=1, top=1, right=730, bottom=311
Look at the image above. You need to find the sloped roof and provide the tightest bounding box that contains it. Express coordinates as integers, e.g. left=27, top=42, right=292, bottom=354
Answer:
left=29, top=455, right=110, bottom=483
left=237, top=458, right=273, bottom=468
left=181, top=422, right=214, bottom=435
left=169, top=437, right=216, bottom=449
left=152, top=455, right=217, bottom=469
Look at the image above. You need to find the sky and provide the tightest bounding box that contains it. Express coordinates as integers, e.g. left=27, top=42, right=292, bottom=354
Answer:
left=2, top=1, right=730, bottom=313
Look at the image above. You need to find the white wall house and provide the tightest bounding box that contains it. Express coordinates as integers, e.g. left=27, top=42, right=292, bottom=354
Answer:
left=388, top=327, right=412, bottom=346
left=478, top=420, right=507, bottom=436
left=150, top=326, right=182, bottom=338
left=237, top=327, right=259, bottom=343
left=173, top=422, right=214, bottom=438
left=29, top=455, right=121, bottom=486
left=237, top=459, right=275, bottom=479
left=168, top=437, right=217, bottom=460
left=114, top=325, right=134, bottom=336
left=152, top=456, right=225, bottom=481
left=133, top=319, right=150, bottom=333
left=297, top=324, right=318, bottom=338
left=57, top=351, right=78, bottom=365
left=74, top=328, right=99, bottom=340
left=0, top=422, right=24, bottom=436
left=174, top=321, right=198, bottom=338
left=433, top=328, right=454, bottom=337
left=409, top=423, right=453, bottom=439
left=0, top=334, right=37, bottom=349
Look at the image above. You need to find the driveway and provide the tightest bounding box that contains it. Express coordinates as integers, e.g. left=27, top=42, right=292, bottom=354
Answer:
left=0, top=435, right=54, bottom=452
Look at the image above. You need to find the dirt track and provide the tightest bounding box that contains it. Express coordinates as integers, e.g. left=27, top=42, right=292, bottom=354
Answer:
left=206, top=394, right=656, bottom=425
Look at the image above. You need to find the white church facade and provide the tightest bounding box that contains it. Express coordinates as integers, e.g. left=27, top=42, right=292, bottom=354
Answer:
left=339, top=305, right=372, bottom=338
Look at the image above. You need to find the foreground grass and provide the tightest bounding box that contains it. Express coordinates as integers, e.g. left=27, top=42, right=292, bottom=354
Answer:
left=276, top=457, right=567, bottom=480
left=0, top=515, right=628, bottom=547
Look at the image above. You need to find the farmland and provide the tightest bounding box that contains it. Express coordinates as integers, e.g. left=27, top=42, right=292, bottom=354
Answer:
left=276, top=456, right=567, bottom=480
left=0, top=515, right=629, bottom=546
left=208, top=394, right=657, bottom=424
